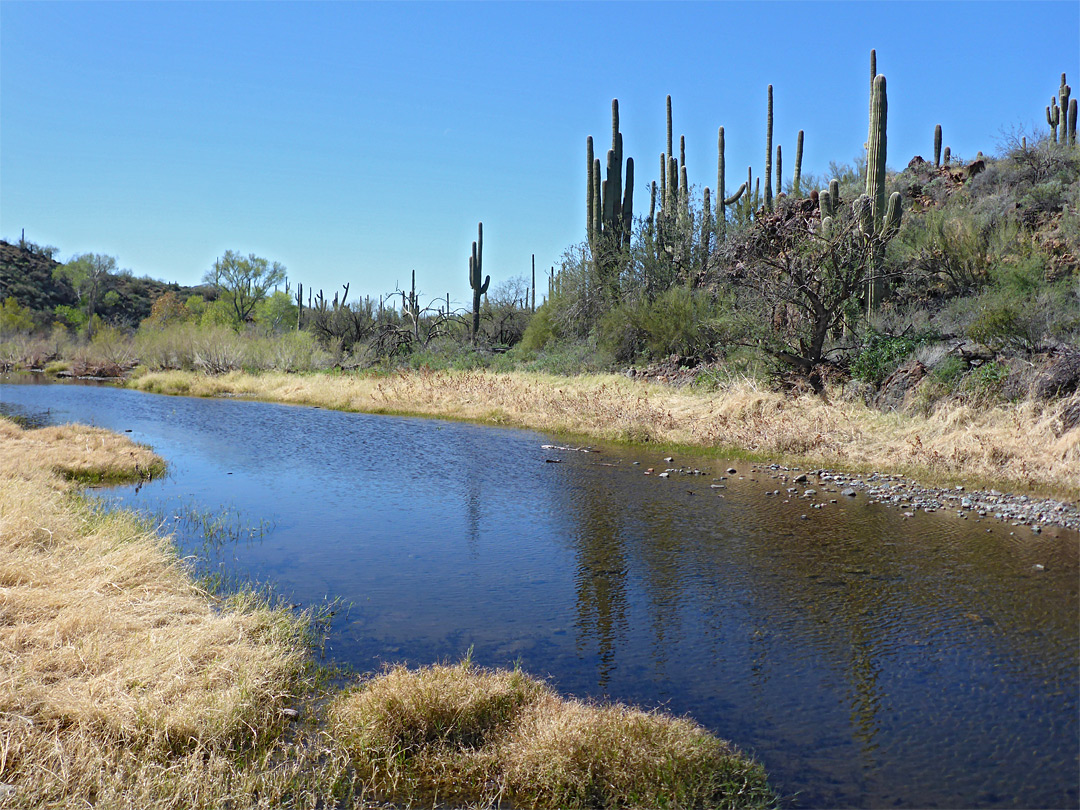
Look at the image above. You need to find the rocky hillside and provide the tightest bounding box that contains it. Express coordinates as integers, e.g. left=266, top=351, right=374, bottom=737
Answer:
left=0, top=240, right=210, bottom=329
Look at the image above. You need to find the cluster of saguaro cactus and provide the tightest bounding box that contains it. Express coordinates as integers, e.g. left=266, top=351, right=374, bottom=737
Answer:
left=863, top=70, right=903, bottom=314
left=1047, top=73, right=1077, bottom=145
left=587, top=100, right=635, bottom=260
left=469, top=222, right=489, bottom=342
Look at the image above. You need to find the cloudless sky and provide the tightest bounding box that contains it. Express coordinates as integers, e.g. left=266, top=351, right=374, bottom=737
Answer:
left=2, top=1, right=1077, bottom=308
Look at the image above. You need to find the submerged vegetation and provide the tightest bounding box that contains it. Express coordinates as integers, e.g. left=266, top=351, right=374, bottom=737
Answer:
left=0, top=418, right=774, bottom=807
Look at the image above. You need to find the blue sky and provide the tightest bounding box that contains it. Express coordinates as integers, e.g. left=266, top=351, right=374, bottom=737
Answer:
left=2, top=1, right=1077, bottom=308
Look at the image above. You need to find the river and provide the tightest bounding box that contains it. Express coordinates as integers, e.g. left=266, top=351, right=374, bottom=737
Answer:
left=2, top=374, right=1077, bottom=808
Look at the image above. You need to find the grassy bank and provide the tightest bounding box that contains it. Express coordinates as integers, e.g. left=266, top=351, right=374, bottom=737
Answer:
left=129, top=368, right=1080, bottom=502
left=0, top=417, right=774, bottom=808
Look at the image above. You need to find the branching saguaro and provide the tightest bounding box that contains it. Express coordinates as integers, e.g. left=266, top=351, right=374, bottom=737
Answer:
left=586, top=99, right=635, bottom=295
left=469, top=222, right=490, bottom=343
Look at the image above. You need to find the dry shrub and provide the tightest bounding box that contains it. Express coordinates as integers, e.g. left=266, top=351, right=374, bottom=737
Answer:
left=329, top=663, right=774, bottom=809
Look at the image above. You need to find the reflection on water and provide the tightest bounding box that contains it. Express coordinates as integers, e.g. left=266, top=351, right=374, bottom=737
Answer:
left=2, top=374, right=1077, bottom=809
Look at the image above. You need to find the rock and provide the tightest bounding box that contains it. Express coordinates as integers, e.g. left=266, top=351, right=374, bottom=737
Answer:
left=282, top=708, right=300, bottom=720
left=794, top=473, right=808, bottom=483
left=842, top=488, right=857, bottom=497
left=727, top=467, right=737, bottom=474
left=1033, top=351, right=1080, bottom=399
left=874, top=360, right=927, bottom=412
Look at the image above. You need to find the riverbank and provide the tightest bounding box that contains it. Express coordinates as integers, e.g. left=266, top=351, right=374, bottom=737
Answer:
left=0, top=417, right=774, bottom=808
left=127, top=368, right=1080, bottom=506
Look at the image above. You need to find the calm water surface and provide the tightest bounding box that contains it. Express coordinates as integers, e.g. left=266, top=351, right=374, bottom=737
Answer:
left=3, top=375, right=1077, bottom=809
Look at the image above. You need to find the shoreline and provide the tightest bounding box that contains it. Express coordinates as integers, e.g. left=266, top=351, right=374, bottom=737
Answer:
left=115, top=367, right=1078, bottom=528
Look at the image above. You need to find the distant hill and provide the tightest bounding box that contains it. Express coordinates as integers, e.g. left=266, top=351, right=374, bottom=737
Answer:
left=0, top=240, right=213, bottom=329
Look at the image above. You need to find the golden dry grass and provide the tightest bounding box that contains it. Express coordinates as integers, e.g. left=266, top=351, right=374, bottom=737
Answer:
left=0, top=420, right=336, bottom=808
left=131, top=369, right=1080, bottom=501
left=0, top=418, right=165, bottom=485
left=330, top=662, right=775, bottom=809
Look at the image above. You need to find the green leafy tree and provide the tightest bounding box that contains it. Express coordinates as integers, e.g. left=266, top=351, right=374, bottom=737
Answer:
left=53, top=253, right=116, bottom=338
left=203, top=250, right=286, bottom=326
left=0, top=297, right=34, bottom=335
left=254, top=291, right=299, bottom=334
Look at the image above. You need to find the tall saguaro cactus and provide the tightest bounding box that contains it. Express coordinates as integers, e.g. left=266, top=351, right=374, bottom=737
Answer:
left=586, top=99, right=634, bottom=266
left=793, top=130, right=804, bottom=197
left=864, top=72, right=902, bottom=316
left=469, top=222, right=489, bottom=343
left=764, top=85, right=774, bottom=212
left=1057, top=73, right=1076, bottom=145
left=934, top=124, right=942, bottom=167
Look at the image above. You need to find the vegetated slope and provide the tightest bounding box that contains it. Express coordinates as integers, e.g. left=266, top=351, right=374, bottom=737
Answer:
left=0, top=240, right=74, bottom=324
left=0, top=239, right=212, bottom=329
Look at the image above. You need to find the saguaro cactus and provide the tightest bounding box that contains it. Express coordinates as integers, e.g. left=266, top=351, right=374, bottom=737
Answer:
left=586, top=100, right=634, bottom=257
left=934, top=124, right=942, bottom=167
left=764, top=85, right=774, bottom=212
left=775, top=144, right=783, bottom=199
left=1047, top=100, right=1061, bottom=143
left=1069, top=98, right=1078, bottom=146
left=716, top=127, right=726, bottom=236
left=864, top=73, right=902, bottom=315
left=469, top=222, right=489, bottom=342
left=793, top=130, right=804, bottom=198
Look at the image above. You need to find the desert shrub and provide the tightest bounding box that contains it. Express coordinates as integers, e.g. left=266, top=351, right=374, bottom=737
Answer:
left=850, top=330, right=924, bottom=386
left=968, top=359, right=1009, bottom=393
left=894, top=209, right=993, bottom=295
left=930, top=355, right=967, bottom=389
left=519, top=302, right=558, bottom=351
left=514, top=336, right=613, bottom=376
left=133, top=322, right=200, bottom=370
left=598, top=286, right=735, bottom=365
left=965, top=300, right=1030, bottom=347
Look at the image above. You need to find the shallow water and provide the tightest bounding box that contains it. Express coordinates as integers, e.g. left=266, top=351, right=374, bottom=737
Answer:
left=2, top=374, right=1077, bottom=808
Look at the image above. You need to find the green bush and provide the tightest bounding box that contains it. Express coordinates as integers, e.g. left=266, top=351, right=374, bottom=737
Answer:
left=965, top=301, right=1029, bottom=347
left=519, top=302, right=558, bottom=352
left=598, top=287, right=735, bottom=365
left=850, top=330, right=923, bottom=386
left=930, top=355, right=967, bottom=389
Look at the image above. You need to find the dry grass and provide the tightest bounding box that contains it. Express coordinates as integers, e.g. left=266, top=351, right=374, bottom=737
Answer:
left=330, top=661, right=775, bottom=809
left=131, top=369, right=1080, bottom=501
left=0, top=418, right=166, bottom=485
left=0, top=419, right=342, bottom=808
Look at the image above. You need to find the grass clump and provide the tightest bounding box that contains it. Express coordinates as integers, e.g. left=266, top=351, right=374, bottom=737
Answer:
left=330, top=662, right=775, bottom=809
left=0, top=420, right=345, bottom=808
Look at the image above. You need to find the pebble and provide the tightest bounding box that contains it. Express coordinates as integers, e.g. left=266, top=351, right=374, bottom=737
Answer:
left=789, top=467, right=1079, bottom=531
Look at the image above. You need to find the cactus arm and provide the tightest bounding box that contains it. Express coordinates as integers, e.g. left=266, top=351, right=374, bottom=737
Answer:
left=724, top=182, right=747, bottom=206
left=776, top=144, right=782, bottom=199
